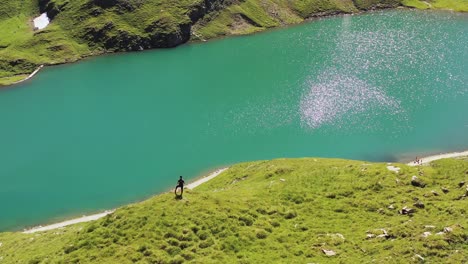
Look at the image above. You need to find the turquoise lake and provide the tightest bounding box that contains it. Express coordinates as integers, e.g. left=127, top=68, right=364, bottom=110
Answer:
left=0, top=10, right=467, bottom=231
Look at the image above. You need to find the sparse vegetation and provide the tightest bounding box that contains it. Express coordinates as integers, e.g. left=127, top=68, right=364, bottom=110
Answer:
left=0, top=157, right=467, bottom=263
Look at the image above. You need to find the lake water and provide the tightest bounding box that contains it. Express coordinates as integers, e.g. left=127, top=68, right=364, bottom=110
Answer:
left=0, top=10, right=467, bottom=231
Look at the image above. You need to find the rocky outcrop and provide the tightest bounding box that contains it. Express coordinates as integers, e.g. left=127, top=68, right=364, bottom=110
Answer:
left=38, top=0, right=69, bottom=19
left=145, top=18, right=191, bottom=48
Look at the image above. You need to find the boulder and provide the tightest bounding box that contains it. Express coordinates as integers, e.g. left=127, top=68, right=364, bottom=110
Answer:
left=411, top=176, right=426, bottom=188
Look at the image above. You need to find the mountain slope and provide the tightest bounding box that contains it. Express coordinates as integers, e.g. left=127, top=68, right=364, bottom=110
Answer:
left=0, top=0, right=412, bottom=86
left=0, top=157, right=467, bottom=263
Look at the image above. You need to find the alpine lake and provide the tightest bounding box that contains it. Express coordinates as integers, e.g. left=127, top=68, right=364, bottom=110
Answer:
left=0, top=9, right=467, bottom=231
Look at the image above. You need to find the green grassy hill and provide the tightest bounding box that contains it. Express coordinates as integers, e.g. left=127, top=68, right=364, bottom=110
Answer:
left=0, top=157, right=467, bottom=263
left=2, top=0, right=467, bottom=86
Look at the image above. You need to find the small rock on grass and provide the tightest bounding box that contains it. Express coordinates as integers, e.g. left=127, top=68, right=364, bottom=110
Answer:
left=411, top=176, right=426, bottom=188
left=443, top=227, right=453, bottom=233
left=322, top=249, right=336, bottom=256
left=458, top=181, right=465, bottom=188
left=413, top=201, right=425, bottom=209
left=441, top=187, right=449, bottom=194
left=421, top=232, right=432, bottom=238
left=414, top=254, right=425, bottom=261
left=399, top=206, right=415, bottom=215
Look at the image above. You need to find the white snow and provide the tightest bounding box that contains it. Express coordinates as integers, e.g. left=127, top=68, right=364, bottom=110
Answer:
left=33, top=13, right=50, bottom=30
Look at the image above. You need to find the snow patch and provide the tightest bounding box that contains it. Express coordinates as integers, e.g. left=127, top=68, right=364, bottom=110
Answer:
left=33, top=13, right=50, bottom=30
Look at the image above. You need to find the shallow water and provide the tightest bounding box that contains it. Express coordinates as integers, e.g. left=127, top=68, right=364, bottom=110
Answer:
left=0, top=10, right=467, bottom=231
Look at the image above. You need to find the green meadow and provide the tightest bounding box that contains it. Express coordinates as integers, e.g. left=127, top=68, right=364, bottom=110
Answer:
left=0, top=157, right=467, bottom=263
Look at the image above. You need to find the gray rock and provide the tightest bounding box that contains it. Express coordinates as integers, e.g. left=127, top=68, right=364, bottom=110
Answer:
left=421, top=232, right=432, bottom=238
left=459, top=181, right=465, bottom=188
left=414, top=201, right=425, bottom=209
left=443, top=227, right=453, bottom=233
left=411, top=176, right=426, bottom=188
left=414, top=254, right=425, bottom=261
left=431, top=190, right=439, bottom=196
left=441, top=187, right=449, bottom=194
left=399, top=206, right=415, bottom=215
left=322, top=249, right=336, bottom=256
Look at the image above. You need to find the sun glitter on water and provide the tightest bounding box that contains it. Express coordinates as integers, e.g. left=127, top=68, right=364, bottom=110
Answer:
left=300, top=71, right=402, bottom=130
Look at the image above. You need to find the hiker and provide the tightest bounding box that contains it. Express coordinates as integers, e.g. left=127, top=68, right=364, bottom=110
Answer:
left=175, top=176, right=185, bottom=195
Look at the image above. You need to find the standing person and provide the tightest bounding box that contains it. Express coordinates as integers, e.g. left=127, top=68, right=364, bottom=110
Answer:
left=175, top=176, right=185, bottom=195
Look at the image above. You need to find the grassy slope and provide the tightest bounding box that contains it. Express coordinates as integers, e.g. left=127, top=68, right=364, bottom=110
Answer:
left=1, top=0, right=467, bottom=86
left=402, top=0, right=468, bottom=11
left=0, top=157, right=467, bottom=263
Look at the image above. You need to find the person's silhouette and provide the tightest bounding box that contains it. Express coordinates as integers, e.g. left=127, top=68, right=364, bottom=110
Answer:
left=175, top=176, right=185, bottom=196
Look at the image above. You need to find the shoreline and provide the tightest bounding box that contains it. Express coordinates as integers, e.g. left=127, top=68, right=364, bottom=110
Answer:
left=22, top=167, right=229, bottom=234
left=20, top=148, right=468, bottom=234
left=10, top=65, right=44, bottom=86
left=406, top=150, right=468, bottom=166
left=2, top=8, right=458, bottom=89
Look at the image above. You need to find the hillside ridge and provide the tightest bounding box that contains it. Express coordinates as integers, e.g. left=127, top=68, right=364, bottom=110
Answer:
left=0, top=157, right=467, bottom=263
